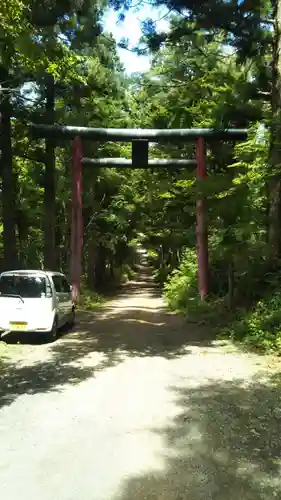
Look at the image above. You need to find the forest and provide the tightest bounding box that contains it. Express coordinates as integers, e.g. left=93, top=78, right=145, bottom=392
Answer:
left=1, top=0, right=281, bottom=352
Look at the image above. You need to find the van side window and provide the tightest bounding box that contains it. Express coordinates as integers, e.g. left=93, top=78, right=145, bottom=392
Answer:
left=52, top=276, right=63, bottom=293
left=61, top=277, right=71, bottom=293
left=46, top=277, right=53, bottom=297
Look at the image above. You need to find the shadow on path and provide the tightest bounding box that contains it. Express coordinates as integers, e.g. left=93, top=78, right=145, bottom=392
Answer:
left=117, top=374, right=281, bottom=499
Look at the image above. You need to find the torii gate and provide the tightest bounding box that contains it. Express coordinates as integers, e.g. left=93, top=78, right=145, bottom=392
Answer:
left=31, top=124, right=248, bottom=302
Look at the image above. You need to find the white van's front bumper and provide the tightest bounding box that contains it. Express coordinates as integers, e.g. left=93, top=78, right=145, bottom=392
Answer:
left=0, top=314, right=55, bottom=334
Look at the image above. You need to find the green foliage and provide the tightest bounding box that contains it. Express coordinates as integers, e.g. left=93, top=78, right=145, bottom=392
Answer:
left=164, top=248, right=198, bottom=311
left=221, top=290, right=281, bottom=354
left=78, top=287, right=105, bottom=312
left=142, top=0, right=271, bottom=60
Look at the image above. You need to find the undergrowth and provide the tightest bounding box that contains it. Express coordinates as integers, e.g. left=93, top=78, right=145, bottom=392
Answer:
left=114, top=263, right=138, bottom=284
left=78, top=287, right=106, bottom=311
left=164, top=248, right=281, bottom=354
left=221, top=293, right=281, bottom=353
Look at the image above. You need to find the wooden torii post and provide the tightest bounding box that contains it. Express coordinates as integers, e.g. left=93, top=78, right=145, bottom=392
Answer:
left=31, top=124, right=248, bottom=302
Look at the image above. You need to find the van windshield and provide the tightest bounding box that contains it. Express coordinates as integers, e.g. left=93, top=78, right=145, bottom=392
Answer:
left=0, top=274, right=47, bottom=298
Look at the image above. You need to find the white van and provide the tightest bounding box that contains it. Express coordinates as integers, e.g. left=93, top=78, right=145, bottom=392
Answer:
left=0, top=270, right=75, bottom=342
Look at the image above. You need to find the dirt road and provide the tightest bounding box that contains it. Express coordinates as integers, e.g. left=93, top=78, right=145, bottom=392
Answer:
left=1, top=274, right=281, bottom=499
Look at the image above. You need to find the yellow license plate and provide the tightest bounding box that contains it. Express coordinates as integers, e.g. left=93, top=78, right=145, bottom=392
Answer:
left=9, top=322, right=28, bottom=331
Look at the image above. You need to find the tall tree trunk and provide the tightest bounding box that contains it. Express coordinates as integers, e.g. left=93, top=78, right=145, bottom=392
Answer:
left=0, top=70, right=18, bottom=269
left=109, top=259, right=115, bottom=279
left=16, top=207, right=28, bottom=268
left=268, top=0, right=281, bottom=257
left=44, top=74, right=56, bottom=269
left=94, top=246, right=107, bottom=290
left=55, top=203, right=63, bottom=271
left=57, top=200, right=68, bottom=272
left=87, top=231, right=97, bottom=290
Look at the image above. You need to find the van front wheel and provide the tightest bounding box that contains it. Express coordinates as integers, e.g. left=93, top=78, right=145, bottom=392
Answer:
left=46, top=318, right=58, bottom=343
left=68, top=307, right=75, bottom=329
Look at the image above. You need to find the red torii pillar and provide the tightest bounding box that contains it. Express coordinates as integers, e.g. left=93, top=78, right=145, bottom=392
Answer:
left=196, top=136, right=208, bottom=299
left=71, top=136, right=83, bottom=303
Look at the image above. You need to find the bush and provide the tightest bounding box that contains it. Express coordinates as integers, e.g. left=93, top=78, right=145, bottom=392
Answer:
left=164, top=248, right=198, bottom=310
left=221, top=292, right=281, bottom=353
left=118, top=263, right=137, bottom=283
left=153, top=267, right=170, bottom=285
left=164, top=246, right=281, bottom=354
left=163, top=248, right=226, bottom=322
left=78, top=287, right=105, bottom=311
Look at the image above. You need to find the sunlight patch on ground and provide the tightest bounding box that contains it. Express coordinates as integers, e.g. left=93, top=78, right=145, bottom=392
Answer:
left=122, top=318, right=165, bottom=326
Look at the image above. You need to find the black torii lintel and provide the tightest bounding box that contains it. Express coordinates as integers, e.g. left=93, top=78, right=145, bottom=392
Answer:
left=82, top=157, right=198, bottom=169
left=31, top=124, right=248, bottom=142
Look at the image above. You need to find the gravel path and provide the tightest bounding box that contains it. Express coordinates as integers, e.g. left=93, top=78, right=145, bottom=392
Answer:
left=1, top=274, right=281, bottom=499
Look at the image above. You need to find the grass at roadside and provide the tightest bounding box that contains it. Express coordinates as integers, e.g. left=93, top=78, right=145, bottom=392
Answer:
left=163, top=248, right=281, bottom=356
left=219, top=292, right=281, bottom=354
left=78, top=288, right=107, bottom=312
left=78, top=264, right=137, bottom=312
left=0, top=340, right=19, bottom=358
left=164, top=286, right=281, bottom=356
